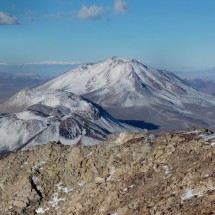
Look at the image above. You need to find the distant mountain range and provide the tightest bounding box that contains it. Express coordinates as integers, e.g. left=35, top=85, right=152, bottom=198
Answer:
left=174, top=67, right=215, bottom=80
left=186, top=79, right=215, bottom=96
left=0, top=72, right=48, bottom=101
left=0, top=64, right=78, bottom=101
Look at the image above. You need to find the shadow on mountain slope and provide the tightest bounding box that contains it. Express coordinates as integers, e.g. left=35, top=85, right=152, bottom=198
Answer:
left=119, top=119, right=160, bottom=130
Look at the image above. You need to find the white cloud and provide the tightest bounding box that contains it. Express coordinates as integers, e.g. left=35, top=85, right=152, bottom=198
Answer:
left=0, top=62, right=8, bottom=65
left=23, top=61, right=80, bottom=65
left=0, top=12, right=19, bottom=25
left=114, top=0, right=127, bottom=14
left=77, top=5, right=105, bottom=20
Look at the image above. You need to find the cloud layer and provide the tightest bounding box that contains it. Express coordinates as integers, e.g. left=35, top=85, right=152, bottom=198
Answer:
left=114, top=0, right=127, bottom=14
left=0, top=12, right=19, bottom=25
left=24, top=61, right=80, bottom=65
left=77, top=5, right=105, bottom=20
left=0, top=62, right=8, bottom=65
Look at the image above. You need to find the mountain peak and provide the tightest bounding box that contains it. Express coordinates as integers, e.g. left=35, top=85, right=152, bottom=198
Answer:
left=36, top=56, right=193, bottom=103
left=110, top=56, right=119, bottom=60
left=107, top=56, right=142, bottom=64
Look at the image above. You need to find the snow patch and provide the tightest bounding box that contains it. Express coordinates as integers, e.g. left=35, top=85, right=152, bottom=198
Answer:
left=49, top=193, right=65, bottom=209
left=106, top=166, right=116, bottom=182
left=163, top=165, right=171, bottom=179
left=32, top=161, right=46, bottom=172
left=87, top=152, right=94, bottom=157
left=36, top=207, right=49, bottom=214
left=181, top=189, right=194, bottom=200
left=99, top=208, right=105, bottom=213
left=181, top=188, right=201, bottom=201
left=210, top=186, right=215, bottom=191
left=163, top=165, right=170, bottom=175
left=145, top=134, right=156, bottom=141
left=198, top=133, right=215, bottom=141
left=78, top=181, right=85, bottom=187
left=57, top=183, right=73, bottom=193
left=185, top=130, right=201, bottom=135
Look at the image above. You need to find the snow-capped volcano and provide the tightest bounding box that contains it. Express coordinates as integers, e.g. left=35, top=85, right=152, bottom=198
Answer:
left=37, top=57, right=197, bottom=108
left=35, top=57, right=215, bottom=130
left=0, top=89, right=135, bottom=154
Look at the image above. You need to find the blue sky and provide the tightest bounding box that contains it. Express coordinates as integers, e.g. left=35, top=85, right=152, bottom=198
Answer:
left=0, top=0, right=215, bottom=69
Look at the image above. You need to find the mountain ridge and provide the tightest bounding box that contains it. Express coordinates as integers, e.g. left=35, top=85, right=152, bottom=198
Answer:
left=0, top=89, right=137, bottom=154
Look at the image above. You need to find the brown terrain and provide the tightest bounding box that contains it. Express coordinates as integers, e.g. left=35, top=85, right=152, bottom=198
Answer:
left=0, top=128, right=214, bottom=215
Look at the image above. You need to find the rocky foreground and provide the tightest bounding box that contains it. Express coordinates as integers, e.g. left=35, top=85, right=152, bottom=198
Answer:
left=0, top=129, right=215, bottom=215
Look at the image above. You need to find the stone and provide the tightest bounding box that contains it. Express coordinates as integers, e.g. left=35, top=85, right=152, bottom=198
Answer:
left=94, top=176, right=105, bottom=184
left=13, top=200, right=27, bottom=208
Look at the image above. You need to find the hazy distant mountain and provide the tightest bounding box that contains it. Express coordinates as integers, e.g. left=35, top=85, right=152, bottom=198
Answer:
left=0, top=72, right=49, bottom=101
left=0, top=64, right=78, bottom=77
left=0, top=89, right=135, bottom=154
left=174, top=67, right=215, bottom=80
left=35, top=57, right=215, bottom=130
left=186, top=79, right=215, bottom=96
left=0, top=63, right=79, bottom=101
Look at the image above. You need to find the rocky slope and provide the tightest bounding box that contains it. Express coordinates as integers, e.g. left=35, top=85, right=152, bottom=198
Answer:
left=0, top=128, right=214, bottom=215
left=0, top=89, right=135, bottom=155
